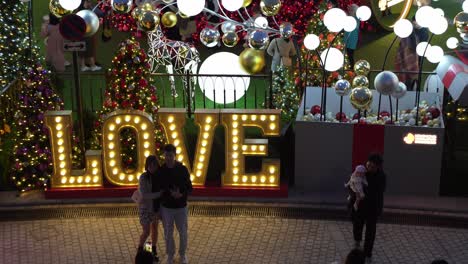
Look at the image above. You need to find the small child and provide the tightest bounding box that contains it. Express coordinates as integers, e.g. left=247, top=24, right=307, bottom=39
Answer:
left=345, top=165, right=368, bottom=210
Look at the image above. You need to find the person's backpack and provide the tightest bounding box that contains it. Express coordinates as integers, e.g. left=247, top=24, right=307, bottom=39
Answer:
left=135, top=249, right=152, bottom=264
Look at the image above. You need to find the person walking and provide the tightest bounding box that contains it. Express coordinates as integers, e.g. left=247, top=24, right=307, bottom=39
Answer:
left=158, top=144, right=193, bottom=264
left=350, top=153, right=386, bottom=263
left=40, top=13, right=69, bottom=72
left=344, top=4, right=360, bottom=69
left=135, top=155, right=162, bottom=262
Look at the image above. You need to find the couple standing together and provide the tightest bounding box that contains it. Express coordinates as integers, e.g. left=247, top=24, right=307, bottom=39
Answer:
left=136, top=144, right=192, bottom=264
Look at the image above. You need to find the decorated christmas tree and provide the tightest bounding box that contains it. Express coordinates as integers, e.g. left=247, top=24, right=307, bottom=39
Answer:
left=11, top=65, right=64, bottom=192
left=92, top=38, right=165, bottom=170
left=272, top=66, right=299, bottom=123
left=294, top=0, right=355, bottom=89
left=0, top=0, right=38, bottom=87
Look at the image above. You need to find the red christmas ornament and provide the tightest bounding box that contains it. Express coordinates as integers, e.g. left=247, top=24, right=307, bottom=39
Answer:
left=336, top=112, right=347, bottom=120
left=422, top=116, right=430, bottom=125
left=429, top=106, right=440, bottom=119
left=310, top=105, right=321, bottom=115
left=379, top=111, right=390, bottom=118
left=353, top=113, right=360, bottom=120
left=139, top=78, right=148, bottom=87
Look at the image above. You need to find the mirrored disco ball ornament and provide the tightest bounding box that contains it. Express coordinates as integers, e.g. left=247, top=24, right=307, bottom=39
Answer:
left=352, top=75, right=369, bottom=88
left=334, top=79, right=351, bottom=96
left=350, top=87, right=373, bottom=111
left=200, top=27, right=221, bottom=48
left=353, top=60, right=371, bottom=76
left=374, top=71, right=399, bottom=95
left=248, top=30, right=270, bottom=50
left=221, top=21, right=236, bottom=33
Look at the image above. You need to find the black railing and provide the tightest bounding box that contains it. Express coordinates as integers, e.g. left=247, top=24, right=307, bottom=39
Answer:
left=151, top=72, right=274, bottom=117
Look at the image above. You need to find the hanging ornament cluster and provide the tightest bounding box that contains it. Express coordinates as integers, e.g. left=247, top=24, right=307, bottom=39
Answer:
left=349, top=60, right=373, bottom=111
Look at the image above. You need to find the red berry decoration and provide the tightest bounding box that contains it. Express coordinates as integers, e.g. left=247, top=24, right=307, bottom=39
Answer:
left=336, top=112, right=346, bottom=120
left=310, top=105, right=321, bottom=115
left=379, top=111, right=390, bottom=118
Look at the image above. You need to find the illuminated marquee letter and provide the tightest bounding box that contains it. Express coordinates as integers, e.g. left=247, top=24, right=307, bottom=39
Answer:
left=45, top=111, right=103, bottom=188
left=102, top=110, right=156, bottom=186
left=221, top=109, right=281, bottom=187
left=158, top=108, right=218, bottom=185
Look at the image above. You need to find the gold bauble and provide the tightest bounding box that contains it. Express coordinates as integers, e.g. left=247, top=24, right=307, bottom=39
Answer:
left=141, top=2, right=154, bottom=11
left=239, top=48, right=265, bottom=74
left=243, top=0, right=253, bottom=7
left=139, top=11, right=160, bottom=32
left=349, top=87, right=373, bottom=111
left=454, top=12, right=468, bottom=34
left=161, top=12, right=178, bottom=28
left=353, top=59, right=371, bottom=76
left=260, top=0, right=281, bottom=16
left=352, top=75, right=369, bottom=88
left=131, top=7, right=144, bottom=20
left=49, top=0, right=71, bottom=18
left=222, top=32, right=239, bottom=47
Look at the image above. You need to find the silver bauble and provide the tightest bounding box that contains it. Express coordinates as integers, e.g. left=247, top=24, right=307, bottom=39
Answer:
left=392, top=82, right=407, bottom=99
left=248, top=30, right=270, bottom=50
left=111, top=0, right=132, bottom=14
left=374, top=71, right=399, bottom=95
left=200, top=27, right=220, bottom=48
left=76, top=10, right=99, bottom=37
left=279, top=22, right=293, bottom=39
left=221, top=21, right=236, bottom=33
left=334, top=79, right=351, bottom=96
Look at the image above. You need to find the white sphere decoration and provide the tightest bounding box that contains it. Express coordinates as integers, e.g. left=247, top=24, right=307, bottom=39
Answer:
left=464, top=0, right=468, bottom=13
left=394, top=19, right=413, bottom=38
left=59, top=0, right=81, bottom=11
left=254, top=16, right=269, bottom=29
left=426, top=45, right=444, bottom=63
left=415, top=6, right=434, bottom=28
left=177, top=0, right=205, bottom=17
left=320, top=48, right=344, bottom=72
left=429, top=16, right=448, bottom=35
left=198, top=52, right=250, bottom=104
left=416, top=42, right=431, bottom=56
left=323, top=8, right=346, bottom=32
left=434, top=8, right=444, bottom=17
left=356, top=5, right=371, bottom=21
left=343, top=16, right=357, bottom=32
left=304, top=34, right=320, bottom=50
left=446, top=37, right=459, bottom=49
left=222, top=0, right=243, bottom=12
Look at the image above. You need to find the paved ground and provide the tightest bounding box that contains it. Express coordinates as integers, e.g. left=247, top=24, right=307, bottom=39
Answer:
left=1, top=214, right=467, bottom=264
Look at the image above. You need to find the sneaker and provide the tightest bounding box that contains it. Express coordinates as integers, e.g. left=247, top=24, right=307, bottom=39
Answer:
left=64, top=61, right=71, bottom=67
left=90, top=65, right=102, bottom=71
left=180, top=255, right=188, bottom=264
left=81, top=66, right=91, bottom=72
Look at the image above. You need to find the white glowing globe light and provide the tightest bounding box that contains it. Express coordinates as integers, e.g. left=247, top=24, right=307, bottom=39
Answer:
left=304, top=34, right=320, bottom=50
left=222, top=0, right=243, bottom=12
left=356, top=6, right=371, bottom=21
left=429, top=16, right=448, bottom=35
left=446, top=37, right=459, bottom=49
left=394, top=19, right=413, bottom=38
left=415, top=6, right=434, bottom=28
left=416, top=42, right=431, bottom=56
left=464, top=0, right=468, bottom=13
left=343, top=16, right=357, bottom=32
left=426, top=45, right=444, bottom=64
left=177, top=0, right=205, bottom=17
left=198, top=52, right=250, bottom=104
left=254, top=16, right=268, bottom=29
left=320, top=48, right=344, bottom=72
left=59, top=0, right=81, bottom=11
left=324, top=8, right=346, bottom=32
left=433, top=8, right=444, bottom=17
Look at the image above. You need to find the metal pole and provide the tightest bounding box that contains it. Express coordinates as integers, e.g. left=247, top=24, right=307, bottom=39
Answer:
left=378, top=35, right=399, bottom=120
left=186, top=72, right=192, bottom=118
left=416, top=34, right=434, bottom=126
left=339, top=96, right=343, bottom=122
left=269, top=70, right=273, bottom=109
left=72, top=51, right=86, bottom=162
